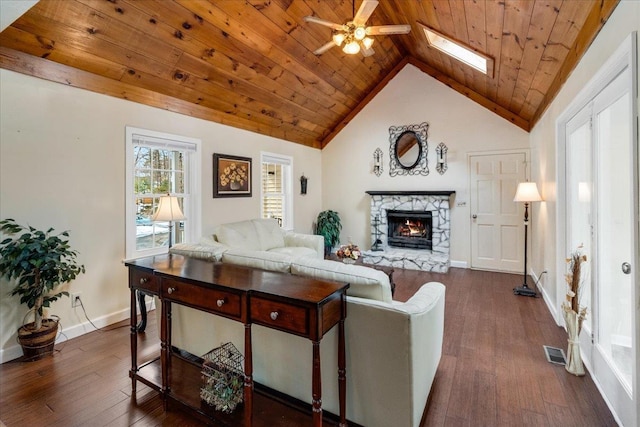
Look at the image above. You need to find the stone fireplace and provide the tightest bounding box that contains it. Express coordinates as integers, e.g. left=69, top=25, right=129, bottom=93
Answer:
left=363, top=191, right=455, bottom=272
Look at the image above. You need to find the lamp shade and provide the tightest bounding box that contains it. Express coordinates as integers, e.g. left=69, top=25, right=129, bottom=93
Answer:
left=152, top=195, right=185, bottom=222
left=513, top=182, right=542, bottom=202
left=343, top=40, right=360, bottom=54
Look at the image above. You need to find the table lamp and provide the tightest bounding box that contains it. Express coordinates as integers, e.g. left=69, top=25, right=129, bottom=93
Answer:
left=152, top=194, right=185, bottom=248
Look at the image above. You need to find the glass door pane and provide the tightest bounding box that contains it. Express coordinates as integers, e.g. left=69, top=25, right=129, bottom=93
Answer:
left=566, top=114, right=592, bottom=331
left=596, top=89, right=633, bottom=392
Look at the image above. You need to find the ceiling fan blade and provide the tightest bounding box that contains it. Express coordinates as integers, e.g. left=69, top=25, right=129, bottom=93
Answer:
left=304, top=16, right=345, bottom=31
left=313, top=40, right=337, bottom=55
left=366, top=24, right=412, bottom=36
left=353, top=0, right=378, bottom=27
left=362, top=47, right=375, bottom=57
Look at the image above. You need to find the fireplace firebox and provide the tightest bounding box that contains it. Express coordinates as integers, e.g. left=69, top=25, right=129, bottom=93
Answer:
left=387, top=210, right=432, bottom=250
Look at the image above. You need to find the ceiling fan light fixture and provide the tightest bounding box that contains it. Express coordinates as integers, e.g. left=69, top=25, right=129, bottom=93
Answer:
left=362, top=37, right=374, bottom=49
left=353, top=26, right=367, bottom=40
left=343, top=39, right=360, bottom=54
left=332, top=32, right=346, bottom=46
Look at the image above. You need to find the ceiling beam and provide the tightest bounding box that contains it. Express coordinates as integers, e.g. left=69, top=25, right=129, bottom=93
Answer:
left=0, top=47, right=322, bottom=148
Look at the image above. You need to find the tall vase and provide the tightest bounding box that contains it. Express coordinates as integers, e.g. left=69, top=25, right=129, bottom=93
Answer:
left=563, top=309, right=585, bottom=376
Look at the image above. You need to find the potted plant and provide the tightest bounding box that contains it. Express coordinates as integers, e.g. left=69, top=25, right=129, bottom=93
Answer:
left=314, top=210, right=342, bottom=258
left=0, top=219, right=85, bottom=360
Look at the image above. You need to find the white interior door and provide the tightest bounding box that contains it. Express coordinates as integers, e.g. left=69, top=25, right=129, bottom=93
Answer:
left=470, top=152, right=527, bottom=272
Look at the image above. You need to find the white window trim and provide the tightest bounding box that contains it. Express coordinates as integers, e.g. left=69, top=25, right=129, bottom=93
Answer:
left=260, top=151, right=293, bottom=230
left=125, top=126, right=202, bottom=260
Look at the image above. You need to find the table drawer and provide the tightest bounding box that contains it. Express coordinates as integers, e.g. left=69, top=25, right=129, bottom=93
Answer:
left=131, top=269, right=159, bottom=293
left=162, top=279, right=242, bottom=319
left=251, top=297, right=308, bottom=336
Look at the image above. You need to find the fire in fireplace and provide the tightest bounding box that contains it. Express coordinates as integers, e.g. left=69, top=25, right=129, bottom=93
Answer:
left=387, top=210, right=433, bottom=250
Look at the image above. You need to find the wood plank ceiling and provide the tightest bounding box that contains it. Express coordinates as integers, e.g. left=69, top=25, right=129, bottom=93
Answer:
left=0, top=0, right=620, bottom=149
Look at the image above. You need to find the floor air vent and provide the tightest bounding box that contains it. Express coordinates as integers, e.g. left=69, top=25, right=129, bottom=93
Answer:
left=543, top=345, right=567, bottom=365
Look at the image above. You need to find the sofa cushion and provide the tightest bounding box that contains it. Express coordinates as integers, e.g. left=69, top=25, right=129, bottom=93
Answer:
left=216, top=220, right=262, bottom=251
left=252, top=218, right=285, bottom=250
left=169, top=242, right=225, bottom=262
left=222, top=248, right=292, bottom=273
left=291, top=258, right=393, bottom=303
left=268, top=246, right=318, bottom=259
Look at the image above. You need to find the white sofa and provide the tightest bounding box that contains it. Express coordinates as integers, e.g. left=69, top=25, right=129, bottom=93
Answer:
left=170, top=218, right=324, bottom=262
left=167, top=219, right=445, bottom=427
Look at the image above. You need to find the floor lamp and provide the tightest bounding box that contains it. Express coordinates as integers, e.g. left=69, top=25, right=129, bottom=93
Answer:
left=152, top=194, right=185, bottom=248
left=513, top=182, right=542, bottom=297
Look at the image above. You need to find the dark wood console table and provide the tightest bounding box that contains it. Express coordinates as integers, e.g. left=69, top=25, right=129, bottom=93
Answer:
left=126, top=254, right=349, bottom=427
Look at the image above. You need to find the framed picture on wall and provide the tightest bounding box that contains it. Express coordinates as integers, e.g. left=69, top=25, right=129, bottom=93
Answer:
left=213, top=153, right=252, bottom=198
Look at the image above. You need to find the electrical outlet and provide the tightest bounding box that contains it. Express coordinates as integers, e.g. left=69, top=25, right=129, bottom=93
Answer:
left=71, top=293, right=82, bottom=308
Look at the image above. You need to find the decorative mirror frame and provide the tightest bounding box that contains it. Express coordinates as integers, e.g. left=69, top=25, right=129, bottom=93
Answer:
left=388, top=122, right=429, bottom=177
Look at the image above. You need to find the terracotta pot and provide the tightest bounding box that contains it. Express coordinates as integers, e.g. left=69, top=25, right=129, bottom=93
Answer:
left=17, top=318, right=59, bottom=361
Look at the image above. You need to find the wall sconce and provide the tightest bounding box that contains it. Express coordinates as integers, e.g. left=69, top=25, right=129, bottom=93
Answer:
left=300, top=174, right=308, bottom=195
left=373, top=147, right=383, bottom=177
left=436, top=142, right=448, bottom=175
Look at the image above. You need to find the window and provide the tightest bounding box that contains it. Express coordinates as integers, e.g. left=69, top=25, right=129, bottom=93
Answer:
left=125, top=127, right=201, bottom=259
left=260, top=152, right=293, bottom=230
left=419, top=23, right=494, bottom=77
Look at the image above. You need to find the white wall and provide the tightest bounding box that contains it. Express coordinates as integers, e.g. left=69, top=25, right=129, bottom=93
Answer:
left=0, top=69, right=322, bottom=361
left=529, top=0, right=640, bottom=320
left=321, top=64, right=529, bottom=266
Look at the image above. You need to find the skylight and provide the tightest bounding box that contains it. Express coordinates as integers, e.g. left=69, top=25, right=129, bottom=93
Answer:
left=419, top=24, right=494, bottom=77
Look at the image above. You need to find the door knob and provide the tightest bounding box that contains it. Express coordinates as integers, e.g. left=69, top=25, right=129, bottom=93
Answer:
left=472, top=214, right=477, bottom=219
left=622, top=262, right=631, bottom=274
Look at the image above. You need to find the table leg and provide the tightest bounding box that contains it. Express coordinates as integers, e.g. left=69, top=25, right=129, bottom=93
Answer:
left=130, top=287, right=138, bottom=396
left=338, top=318, right=346, bottom=427
left=161, top=300, right=171, bottom=410
left=312, top=341, right=322, bottom=427
left=244, top=323, right=253, bottom=427
left=136, top=290, right=148, bottom=332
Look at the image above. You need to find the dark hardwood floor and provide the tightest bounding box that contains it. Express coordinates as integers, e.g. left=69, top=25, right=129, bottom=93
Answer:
left=0, top=268, right=616, bottom=426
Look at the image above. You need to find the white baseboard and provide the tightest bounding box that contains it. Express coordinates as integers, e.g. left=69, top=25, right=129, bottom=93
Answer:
left=0, top=299, right=155, bottom=364
left=530, top=269, right=560, bottom=326
left=450, top=260, right=468, bottom=269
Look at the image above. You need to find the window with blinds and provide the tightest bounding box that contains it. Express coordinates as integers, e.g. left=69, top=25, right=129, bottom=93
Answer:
left=262, top=162, right=284, bottom=226
left=126, top=127, right=201, bottom=259
left=260, top=153, right=293, bottom=230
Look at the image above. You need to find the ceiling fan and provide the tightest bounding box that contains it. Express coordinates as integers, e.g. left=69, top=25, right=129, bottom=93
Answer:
left=304, top=0, right=411, bottom=57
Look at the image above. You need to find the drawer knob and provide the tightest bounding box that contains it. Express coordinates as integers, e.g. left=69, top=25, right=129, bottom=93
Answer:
left=168, top=287, right=176, bottom=294
left=216, top=299, right=225, bottom=307
left=139, top=277, right=148, bottom=285
left=270, top=311, right=279, bottom=321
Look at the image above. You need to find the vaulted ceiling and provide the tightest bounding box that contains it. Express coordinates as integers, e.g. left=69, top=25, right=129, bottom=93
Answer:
left=0, top=0, right=619, bottom=149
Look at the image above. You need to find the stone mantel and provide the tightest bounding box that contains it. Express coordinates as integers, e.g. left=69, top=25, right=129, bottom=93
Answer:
left=366, top=190, right=456, bottom=196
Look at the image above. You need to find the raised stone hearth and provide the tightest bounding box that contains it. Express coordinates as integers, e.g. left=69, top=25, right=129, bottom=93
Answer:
left=363, top=191, right=455, bottom=273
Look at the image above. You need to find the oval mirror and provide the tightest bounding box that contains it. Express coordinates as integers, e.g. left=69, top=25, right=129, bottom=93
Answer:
left=395, top=131, right=421, bottom=169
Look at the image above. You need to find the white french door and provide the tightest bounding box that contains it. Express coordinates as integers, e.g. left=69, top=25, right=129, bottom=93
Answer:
left=562, top=33, right=638, bottom=427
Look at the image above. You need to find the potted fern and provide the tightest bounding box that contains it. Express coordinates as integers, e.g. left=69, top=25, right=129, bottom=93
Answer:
left=315, top=210, right=342, bottom=258
left=0, top=219, right=85, bottom=360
